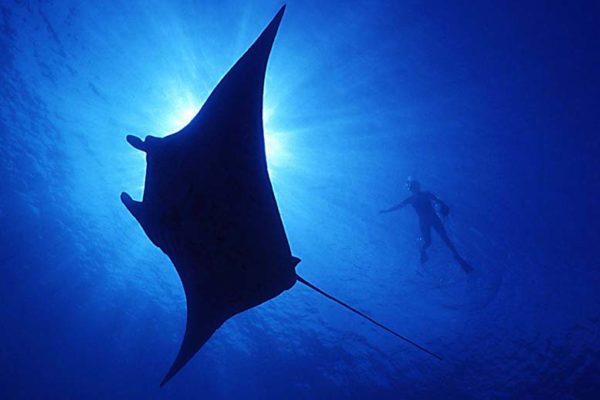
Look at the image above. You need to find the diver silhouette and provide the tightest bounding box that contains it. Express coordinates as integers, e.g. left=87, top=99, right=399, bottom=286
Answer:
left=380, top=178, right=473, bottom=273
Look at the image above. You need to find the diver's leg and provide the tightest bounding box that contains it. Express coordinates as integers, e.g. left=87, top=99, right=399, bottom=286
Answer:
left=420, top=220, right=432, bottom=265
left=432, top=219, right=459, bottom=257
left=432, top=219, right=473, bottom=273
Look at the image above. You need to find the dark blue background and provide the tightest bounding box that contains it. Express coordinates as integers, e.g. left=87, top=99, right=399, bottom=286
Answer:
left=1, top=1, right=598, bottom=398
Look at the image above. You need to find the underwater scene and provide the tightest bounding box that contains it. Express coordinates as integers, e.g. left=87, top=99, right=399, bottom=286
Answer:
left=1, top=1, right=599, bottom=399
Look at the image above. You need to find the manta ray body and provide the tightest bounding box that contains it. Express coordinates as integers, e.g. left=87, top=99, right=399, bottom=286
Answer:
left=121, top=6, right=439, bottom=387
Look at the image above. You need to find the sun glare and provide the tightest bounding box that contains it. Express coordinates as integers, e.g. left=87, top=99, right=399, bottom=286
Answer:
left=171, top=106, right=199, bottom=132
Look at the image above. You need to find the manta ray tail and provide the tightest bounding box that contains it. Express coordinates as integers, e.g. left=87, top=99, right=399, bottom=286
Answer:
left=296, top=274, right=443, bottom=361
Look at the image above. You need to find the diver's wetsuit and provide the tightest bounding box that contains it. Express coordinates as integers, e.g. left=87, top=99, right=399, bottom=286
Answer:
left=408, top=191, right=451, bottom=252
left=406, top=192, right=472, bottom=273
left=381, top=186, right=473, bottom=273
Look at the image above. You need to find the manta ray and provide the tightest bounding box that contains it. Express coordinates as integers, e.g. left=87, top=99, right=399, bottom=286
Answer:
left=121, top=5, right=440, bottom=386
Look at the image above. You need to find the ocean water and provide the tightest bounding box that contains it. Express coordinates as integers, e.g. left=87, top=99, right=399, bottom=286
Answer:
left=1, top=1, right=599, bottom=399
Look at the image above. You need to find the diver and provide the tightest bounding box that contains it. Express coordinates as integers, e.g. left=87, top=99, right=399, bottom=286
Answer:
left=380, top=178, right=473, bottom=273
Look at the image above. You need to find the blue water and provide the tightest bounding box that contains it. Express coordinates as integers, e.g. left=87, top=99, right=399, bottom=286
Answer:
left=1, top=1, right=599, bottom=399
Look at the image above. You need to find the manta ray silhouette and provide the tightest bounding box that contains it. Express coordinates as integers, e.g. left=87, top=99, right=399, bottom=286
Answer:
left=121, top=5, right=440, bottom=386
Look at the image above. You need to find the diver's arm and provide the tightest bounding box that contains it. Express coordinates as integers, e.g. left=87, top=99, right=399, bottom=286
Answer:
left=379, top=197, right=411, bottom=213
